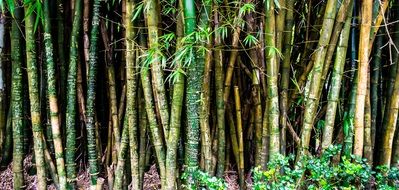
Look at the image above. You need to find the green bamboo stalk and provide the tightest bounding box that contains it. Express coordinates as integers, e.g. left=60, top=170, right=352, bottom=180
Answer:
left=125, top=0, right=139, bottom=189
left=182, top=0, right=202, bottom=180
left=319, top=0, right=352, bottom=96
left=342, top=2, right=358, bottom=158
left=145, top=0, right=170, bottom=140
left=140, top=60, right=166, bottom=186
left=279, top=0, right=294, bottom=156
left=165, top=3, right=184, bottom=189
left=265, top=0, right=280, bottom=159
left=65, top=0, right=82, bottom=187
left=299, top=0, right=338, bottom=157
left=113, top=118, right=129, bottom=190
left=43, top=0, right=67, bottom=188
left=321, top=6, right=352, bottom=149
left=24, top=6, right=46, bottom=189
left=353, top=0, right=372, bottom=157
left=371, top=32, right=382, bottom=157
left=214, top=6, right=225, bottom=177
left=11, top=6, right=24, bottom=189
left=275, top=0, right=285, bottom=63
left=198, top=0, right=213, bottom=174
left=85, top=0, right=101, bottom=187
left=139, top=23, right=166, bottom=186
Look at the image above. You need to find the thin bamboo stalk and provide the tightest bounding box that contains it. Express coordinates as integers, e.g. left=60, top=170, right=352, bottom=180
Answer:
left=65, top=0, right=83, bottom=187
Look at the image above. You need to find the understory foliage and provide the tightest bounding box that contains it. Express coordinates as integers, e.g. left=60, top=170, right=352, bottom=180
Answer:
left=0, top=0, right=398, bottom=189
left=185, top=146, right=399, bottom=190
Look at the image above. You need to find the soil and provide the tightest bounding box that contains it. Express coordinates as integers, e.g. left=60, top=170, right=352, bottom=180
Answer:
left=0, top=156, right=245, bottom=190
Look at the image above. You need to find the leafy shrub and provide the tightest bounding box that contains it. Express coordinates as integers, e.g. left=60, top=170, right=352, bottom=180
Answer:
left=183, top=145, right=399, bottom=189
left=182, top=167, right=227, bottom=190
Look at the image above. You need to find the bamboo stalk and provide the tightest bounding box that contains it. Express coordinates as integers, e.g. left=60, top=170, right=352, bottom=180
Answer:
left=86, top=0, right=101, bottom=187
left=364, top=72, right=372, bottom=164
left=165, top=2, right=185, bottom=188
left=125, top=0, right=139, bottom=189
left=265, top=0, right=280, bottom=160
left=299, top=0, right=338, bottom=157
left=279, top=0, right=294, bottom=156
left=11, top=6, right=24, bottom=189
left=353, top=0, right=372, bottom=157
left=146, top=0, right=170, bottom=141
left=65, top=0, right=83, bottom=187
left=198, top=0, right=213, bottom=175
left=234, top=86, right=244, bottom=189
left=214, top=6, right=225, bottom=177
left=322, top=4, right=353, bottom=149
left=24, top=5, right=47, bottom=189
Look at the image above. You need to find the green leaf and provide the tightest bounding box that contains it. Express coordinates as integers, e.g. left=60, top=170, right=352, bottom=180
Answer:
left=238, top=3, right=255, bottom=16
left=243, top=34, right=259, bottom=47
left=132, top=2, right=144, bottom=21
left=7, top=0, right=15, bottom=17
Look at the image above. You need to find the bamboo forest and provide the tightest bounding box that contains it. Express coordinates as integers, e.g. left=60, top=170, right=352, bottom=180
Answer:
left=2, top=0, right=399, bottom=189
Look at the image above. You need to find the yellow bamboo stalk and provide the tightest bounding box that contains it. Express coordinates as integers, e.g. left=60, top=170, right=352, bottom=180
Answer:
left=353, top=0, right=372, bottom=157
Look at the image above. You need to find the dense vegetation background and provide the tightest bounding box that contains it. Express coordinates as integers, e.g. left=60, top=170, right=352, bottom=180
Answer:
left=0, top=0, right=398, bottom=189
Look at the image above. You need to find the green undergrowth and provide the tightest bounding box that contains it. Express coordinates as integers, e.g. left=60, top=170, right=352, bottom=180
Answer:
left=183, top=146, right=399, bottom=190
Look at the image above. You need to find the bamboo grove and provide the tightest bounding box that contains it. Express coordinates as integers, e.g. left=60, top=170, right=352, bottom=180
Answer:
left=0, top=0, right=398, bottom=189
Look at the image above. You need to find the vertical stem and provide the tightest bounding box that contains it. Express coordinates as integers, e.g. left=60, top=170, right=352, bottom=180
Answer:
left=86, top=0, right=101, bottom=187
left=166, top=2, right=184, bottom=188
left=25, top=6, right=47, bottom=189
left=214, top=6, right=225, bottom=177
left=125, top=0, right=139, bottom=188
left=353, top=0, right=372, bottom=157
left=183, top=0, right=201, bottom=179
left=279, top=0, right=294, bottom=156
left=11, top=6, right=24, bottom=189
left=265, top=0, right=280, bottom=159
left=364, top=73, right=372, bottom=164
left=65, top=0, right=83, bottom=187
left=299, top=0, right=338, bottom=157
left=113, top=119, right=129, bottom=189
left=44, top=0, right=67, bottom=188
left=322, top=4, right=353, bottom=149
left=145, top=0, right=170, bottom=140
left=139, top=31, right=166, bottom=186
left=198, top=0, right=213, bottom=174
left=234, top=86, right=244, bottom=189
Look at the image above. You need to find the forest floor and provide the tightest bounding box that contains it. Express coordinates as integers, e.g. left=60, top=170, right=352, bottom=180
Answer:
left=0, top=155, right=244, bottom=189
